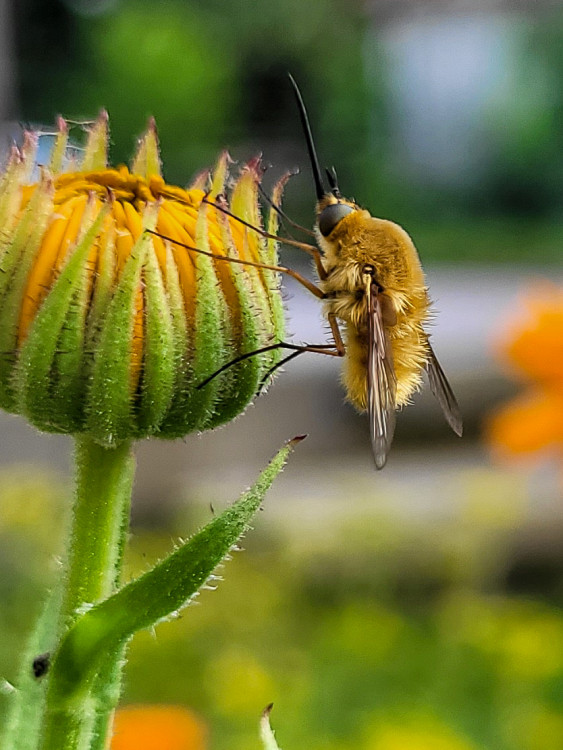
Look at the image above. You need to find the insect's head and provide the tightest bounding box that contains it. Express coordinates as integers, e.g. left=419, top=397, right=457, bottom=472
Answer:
left=317, top=195, right=355, bottom=237
left=289, top=74, right=357, bottom=238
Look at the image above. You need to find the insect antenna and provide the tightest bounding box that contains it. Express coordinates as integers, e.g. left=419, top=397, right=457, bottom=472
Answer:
left=288, top=73, right=326, bottom=200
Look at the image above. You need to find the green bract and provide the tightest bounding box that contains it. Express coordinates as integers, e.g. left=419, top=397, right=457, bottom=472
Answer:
left=0, top=114, right=286, bottom=444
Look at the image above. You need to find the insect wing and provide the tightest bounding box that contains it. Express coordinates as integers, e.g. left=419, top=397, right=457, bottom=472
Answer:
left=367, top=282, right=397, bottom=469
left=426, top=342, right=463, bottom=437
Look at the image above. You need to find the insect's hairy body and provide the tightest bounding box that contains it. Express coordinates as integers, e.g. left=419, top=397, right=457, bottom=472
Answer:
left=317, top=197, right=431, bottom=410
left=187, top=75, right=462, bottom=468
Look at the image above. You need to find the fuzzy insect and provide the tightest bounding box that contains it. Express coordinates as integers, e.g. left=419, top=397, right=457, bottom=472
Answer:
left=263, top=76, right=463, bottom=467
left=151, top=77, right=462, bottom=468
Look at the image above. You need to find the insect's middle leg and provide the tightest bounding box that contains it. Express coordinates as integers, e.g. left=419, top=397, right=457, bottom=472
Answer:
left=327, top=312, right=346, bottom=356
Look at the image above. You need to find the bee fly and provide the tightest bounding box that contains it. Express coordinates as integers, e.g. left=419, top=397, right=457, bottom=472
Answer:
left=151, top=76, right=462, bottom=468
left=286, top=75, right=462, bottom=467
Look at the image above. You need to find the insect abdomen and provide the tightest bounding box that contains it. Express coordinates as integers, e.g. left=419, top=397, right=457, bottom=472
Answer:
left=321, top=214, right=431, bottom=411
left=342, top=313, right=429, bottom=411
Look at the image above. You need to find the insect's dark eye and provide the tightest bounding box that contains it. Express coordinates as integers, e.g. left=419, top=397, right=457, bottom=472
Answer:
left=318, top=203, right=354, bottom=237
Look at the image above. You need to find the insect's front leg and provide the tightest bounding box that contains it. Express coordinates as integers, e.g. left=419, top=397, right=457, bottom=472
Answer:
left=312, top=250, right=328, bottom=281
left=200, top=194, right=329, bottom=280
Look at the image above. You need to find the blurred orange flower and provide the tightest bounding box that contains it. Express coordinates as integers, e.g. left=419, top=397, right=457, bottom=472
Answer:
left=110, top=705, right=207, bottom=750
left=487, top=282, right=563, bottom=462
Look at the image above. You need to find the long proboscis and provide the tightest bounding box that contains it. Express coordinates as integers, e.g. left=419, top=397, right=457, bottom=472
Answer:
left=288, top=73, right=326, bottom=201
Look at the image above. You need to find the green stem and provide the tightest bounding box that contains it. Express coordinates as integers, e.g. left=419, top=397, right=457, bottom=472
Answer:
left=87, top=655, right=127, bottom=750
left=40, top=437, right=135, bottom=750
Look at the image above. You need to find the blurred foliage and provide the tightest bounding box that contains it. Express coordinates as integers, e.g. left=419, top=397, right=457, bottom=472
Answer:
left=481, top=18, right=563, bottom=220
left=10, top=1, right=563, bottom=264
left=0, top=467, right=66, bottom=682
left=13, top=0, right=368, bottom=185
left=1, top=466, right=562, bottom=750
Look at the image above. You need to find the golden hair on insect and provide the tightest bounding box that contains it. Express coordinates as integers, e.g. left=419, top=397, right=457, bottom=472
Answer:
left=288, top=74, right=462, bottom=468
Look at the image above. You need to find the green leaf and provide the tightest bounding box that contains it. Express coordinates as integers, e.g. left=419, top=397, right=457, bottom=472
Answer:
left=84, top=218, right=116, bottom=342
left=49, top=118, right=69, bottom=174
left=154, top=243, right=193, bottom=438
left=174, top=201, right=228, bottom=431
left=0, top=177, right=54, bottom=411
left=46, top=437, right=304, bottom=705
left=229, top=164, right=282, bottom=378
left=1, top=589, right=62, bottom=750
left=48, top=252, right=91, bottom=432
left=0, top=133, right=38, bottom=244
left=203, top=201, right=263, bottom=430
left=265, top=172, right=289, bottom=343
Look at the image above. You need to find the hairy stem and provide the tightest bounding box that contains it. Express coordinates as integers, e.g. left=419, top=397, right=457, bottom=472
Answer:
left=40, top=437, right=135, bottom=750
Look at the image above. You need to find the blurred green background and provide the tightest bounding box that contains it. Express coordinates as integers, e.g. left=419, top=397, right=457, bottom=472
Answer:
left=1, top=1, right=562, bottom=748
left=7, top=0, right=563, bottom=262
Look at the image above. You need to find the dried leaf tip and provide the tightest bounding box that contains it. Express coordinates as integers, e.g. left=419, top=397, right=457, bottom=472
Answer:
left=287, top=434, right=307, bottom=447
left=262, top=702, right=274, bottom=718
left=56, top=116, right=68, bottom=135
left=260, top=703, right=282, bottom=750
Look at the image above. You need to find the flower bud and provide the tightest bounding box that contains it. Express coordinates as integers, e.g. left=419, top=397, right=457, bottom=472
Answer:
left=0, top=114, right=286, bottom=444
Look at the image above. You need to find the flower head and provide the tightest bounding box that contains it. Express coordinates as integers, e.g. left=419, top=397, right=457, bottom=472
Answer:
left=0, top=113, right=286, bottom=444
left=486, top=282, right=563, bottom=463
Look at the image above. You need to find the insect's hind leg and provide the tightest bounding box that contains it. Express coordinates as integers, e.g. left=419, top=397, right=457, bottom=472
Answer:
left=197, top=310, right=347, bottom=392
left=197, top=339, right=344, bottom=391
left=256, top=338, right=346, bottom=394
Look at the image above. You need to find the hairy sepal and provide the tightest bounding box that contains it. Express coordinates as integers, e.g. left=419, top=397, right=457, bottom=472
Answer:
left=15, top=203, right=109, bottom=429
left=85, top=204, right=158, bottom=444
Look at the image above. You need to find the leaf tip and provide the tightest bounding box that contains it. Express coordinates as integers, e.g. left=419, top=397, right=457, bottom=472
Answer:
left=287, top=434, right=307, bottom=448
left=260, top=702, right=281, bottom=750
